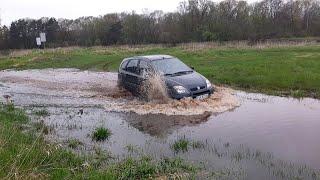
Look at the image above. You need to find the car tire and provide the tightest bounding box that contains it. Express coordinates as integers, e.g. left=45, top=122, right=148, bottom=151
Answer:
left=117, top=79, right=123, bottom=89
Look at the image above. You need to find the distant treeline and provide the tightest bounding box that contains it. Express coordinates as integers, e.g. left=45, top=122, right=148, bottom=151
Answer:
left=0, top=0, right=320, bottom=49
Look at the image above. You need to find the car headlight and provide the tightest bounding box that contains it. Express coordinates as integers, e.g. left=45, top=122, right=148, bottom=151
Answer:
left=205, top=79, right=212, bottom=88
left=173, top=86, right=189, bottom=94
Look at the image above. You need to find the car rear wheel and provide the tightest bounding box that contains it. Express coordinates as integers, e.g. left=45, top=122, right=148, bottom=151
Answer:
left=117, top=79, right=123, bottom=89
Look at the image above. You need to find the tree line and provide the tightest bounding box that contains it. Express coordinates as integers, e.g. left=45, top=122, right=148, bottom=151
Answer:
left=1, top=0, right=320, bottom=49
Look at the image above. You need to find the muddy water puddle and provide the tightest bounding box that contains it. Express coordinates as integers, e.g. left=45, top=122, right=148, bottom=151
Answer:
left=1, top=69, right=320, bottom=179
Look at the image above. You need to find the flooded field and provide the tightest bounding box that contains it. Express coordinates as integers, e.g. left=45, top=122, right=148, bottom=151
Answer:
left=1, top=68, right=320, bottom=179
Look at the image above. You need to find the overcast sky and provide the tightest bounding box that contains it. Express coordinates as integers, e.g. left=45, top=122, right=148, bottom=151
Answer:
left=1, top=0, right=257, bottom=26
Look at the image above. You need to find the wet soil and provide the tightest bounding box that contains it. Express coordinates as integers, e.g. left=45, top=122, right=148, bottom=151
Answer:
left=0, top=68, right=239, bottom=116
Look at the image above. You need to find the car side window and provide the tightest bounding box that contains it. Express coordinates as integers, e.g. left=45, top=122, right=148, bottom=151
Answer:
left=126, top=59, right=139, bottom=74
left=139, top=60, right=150, bottom=76
left=120, top=60, right=129, bottom=70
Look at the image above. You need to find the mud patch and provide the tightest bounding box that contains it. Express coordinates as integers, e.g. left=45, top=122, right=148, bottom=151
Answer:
left=105, top=87, right=239, bottom=115
left=0, top=68, right=239, bottom=116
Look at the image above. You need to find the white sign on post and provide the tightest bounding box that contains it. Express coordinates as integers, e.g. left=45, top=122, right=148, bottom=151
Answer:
left=40, top=33, right=46, bottom=42
left=36, top=37, right=41, bottom=46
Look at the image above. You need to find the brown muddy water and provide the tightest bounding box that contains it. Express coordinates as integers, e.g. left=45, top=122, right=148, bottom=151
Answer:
left=1, top=69, right=320, bottom=179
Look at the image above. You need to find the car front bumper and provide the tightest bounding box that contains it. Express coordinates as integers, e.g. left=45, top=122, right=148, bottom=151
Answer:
left=170, top=86, right=214, bottom=100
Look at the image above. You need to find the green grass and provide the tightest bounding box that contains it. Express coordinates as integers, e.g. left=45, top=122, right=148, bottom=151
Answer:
left=92, top=127, right=112, bottom=141
left=172, top=138, right=190, bottom=153
left=0, top=104, right=83, bottom=179
left=172, top=138, right=206, bottom=153
left=101, top=156, right=197, bottom=179
left=0, top=103, right=198, bottom=179
left=67, top=139, right=83, bottom=149
left=1, top=45, right=320, bottom=98
left=33, top=120, right=53, bottom=135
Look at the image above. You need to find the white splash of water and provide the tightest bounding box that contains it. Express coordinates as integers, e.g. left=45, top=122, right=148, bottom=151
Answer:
left=105, top=87, right=240, bottom=115
left=140, top=73, right=170, bottom=103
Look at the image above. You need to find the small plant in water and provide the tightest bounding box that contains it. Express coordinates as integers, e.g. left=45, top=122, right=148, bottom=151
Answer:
left=192, top=141, right=205, bottom=149
left=92, top=127, right=111, bottom=141
left=172, top=138, right=190, bottom=153
left=33, top=109, right=50, bottom=117
left=126, top=144, right=139, bottom=153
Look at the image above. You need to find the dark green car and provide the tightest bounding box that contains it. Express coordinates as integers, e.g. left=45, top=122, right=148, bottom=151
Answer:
left=118, top=55, right=214, bottom=100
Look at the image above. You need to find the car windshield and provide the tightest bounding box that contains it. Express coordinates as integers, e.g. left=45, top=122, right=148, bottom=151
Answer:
left=151, top=58, right=193, bottom=76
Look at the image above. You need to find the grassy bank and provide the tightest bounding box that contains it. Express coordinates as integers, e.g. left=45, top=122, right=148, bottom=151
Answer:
left=0, top=104, right=198, bottom=179
left=1, top=44, right=320, bottom=98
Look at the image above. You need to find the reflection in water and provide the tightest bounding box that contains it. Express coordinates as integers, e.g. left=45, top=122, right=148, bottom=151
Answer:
left=124, top=112, right=211, bottom=137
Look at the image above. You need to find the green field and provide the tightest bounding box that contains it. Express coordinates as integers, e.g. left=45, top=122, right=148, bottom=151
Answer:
left=1, top=44, right=320, bottom=98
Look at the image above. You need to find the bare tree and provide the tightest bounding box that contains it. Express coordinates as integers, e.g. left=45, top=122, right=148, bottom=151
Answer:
left=1, top=0, right=320, bottom=49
